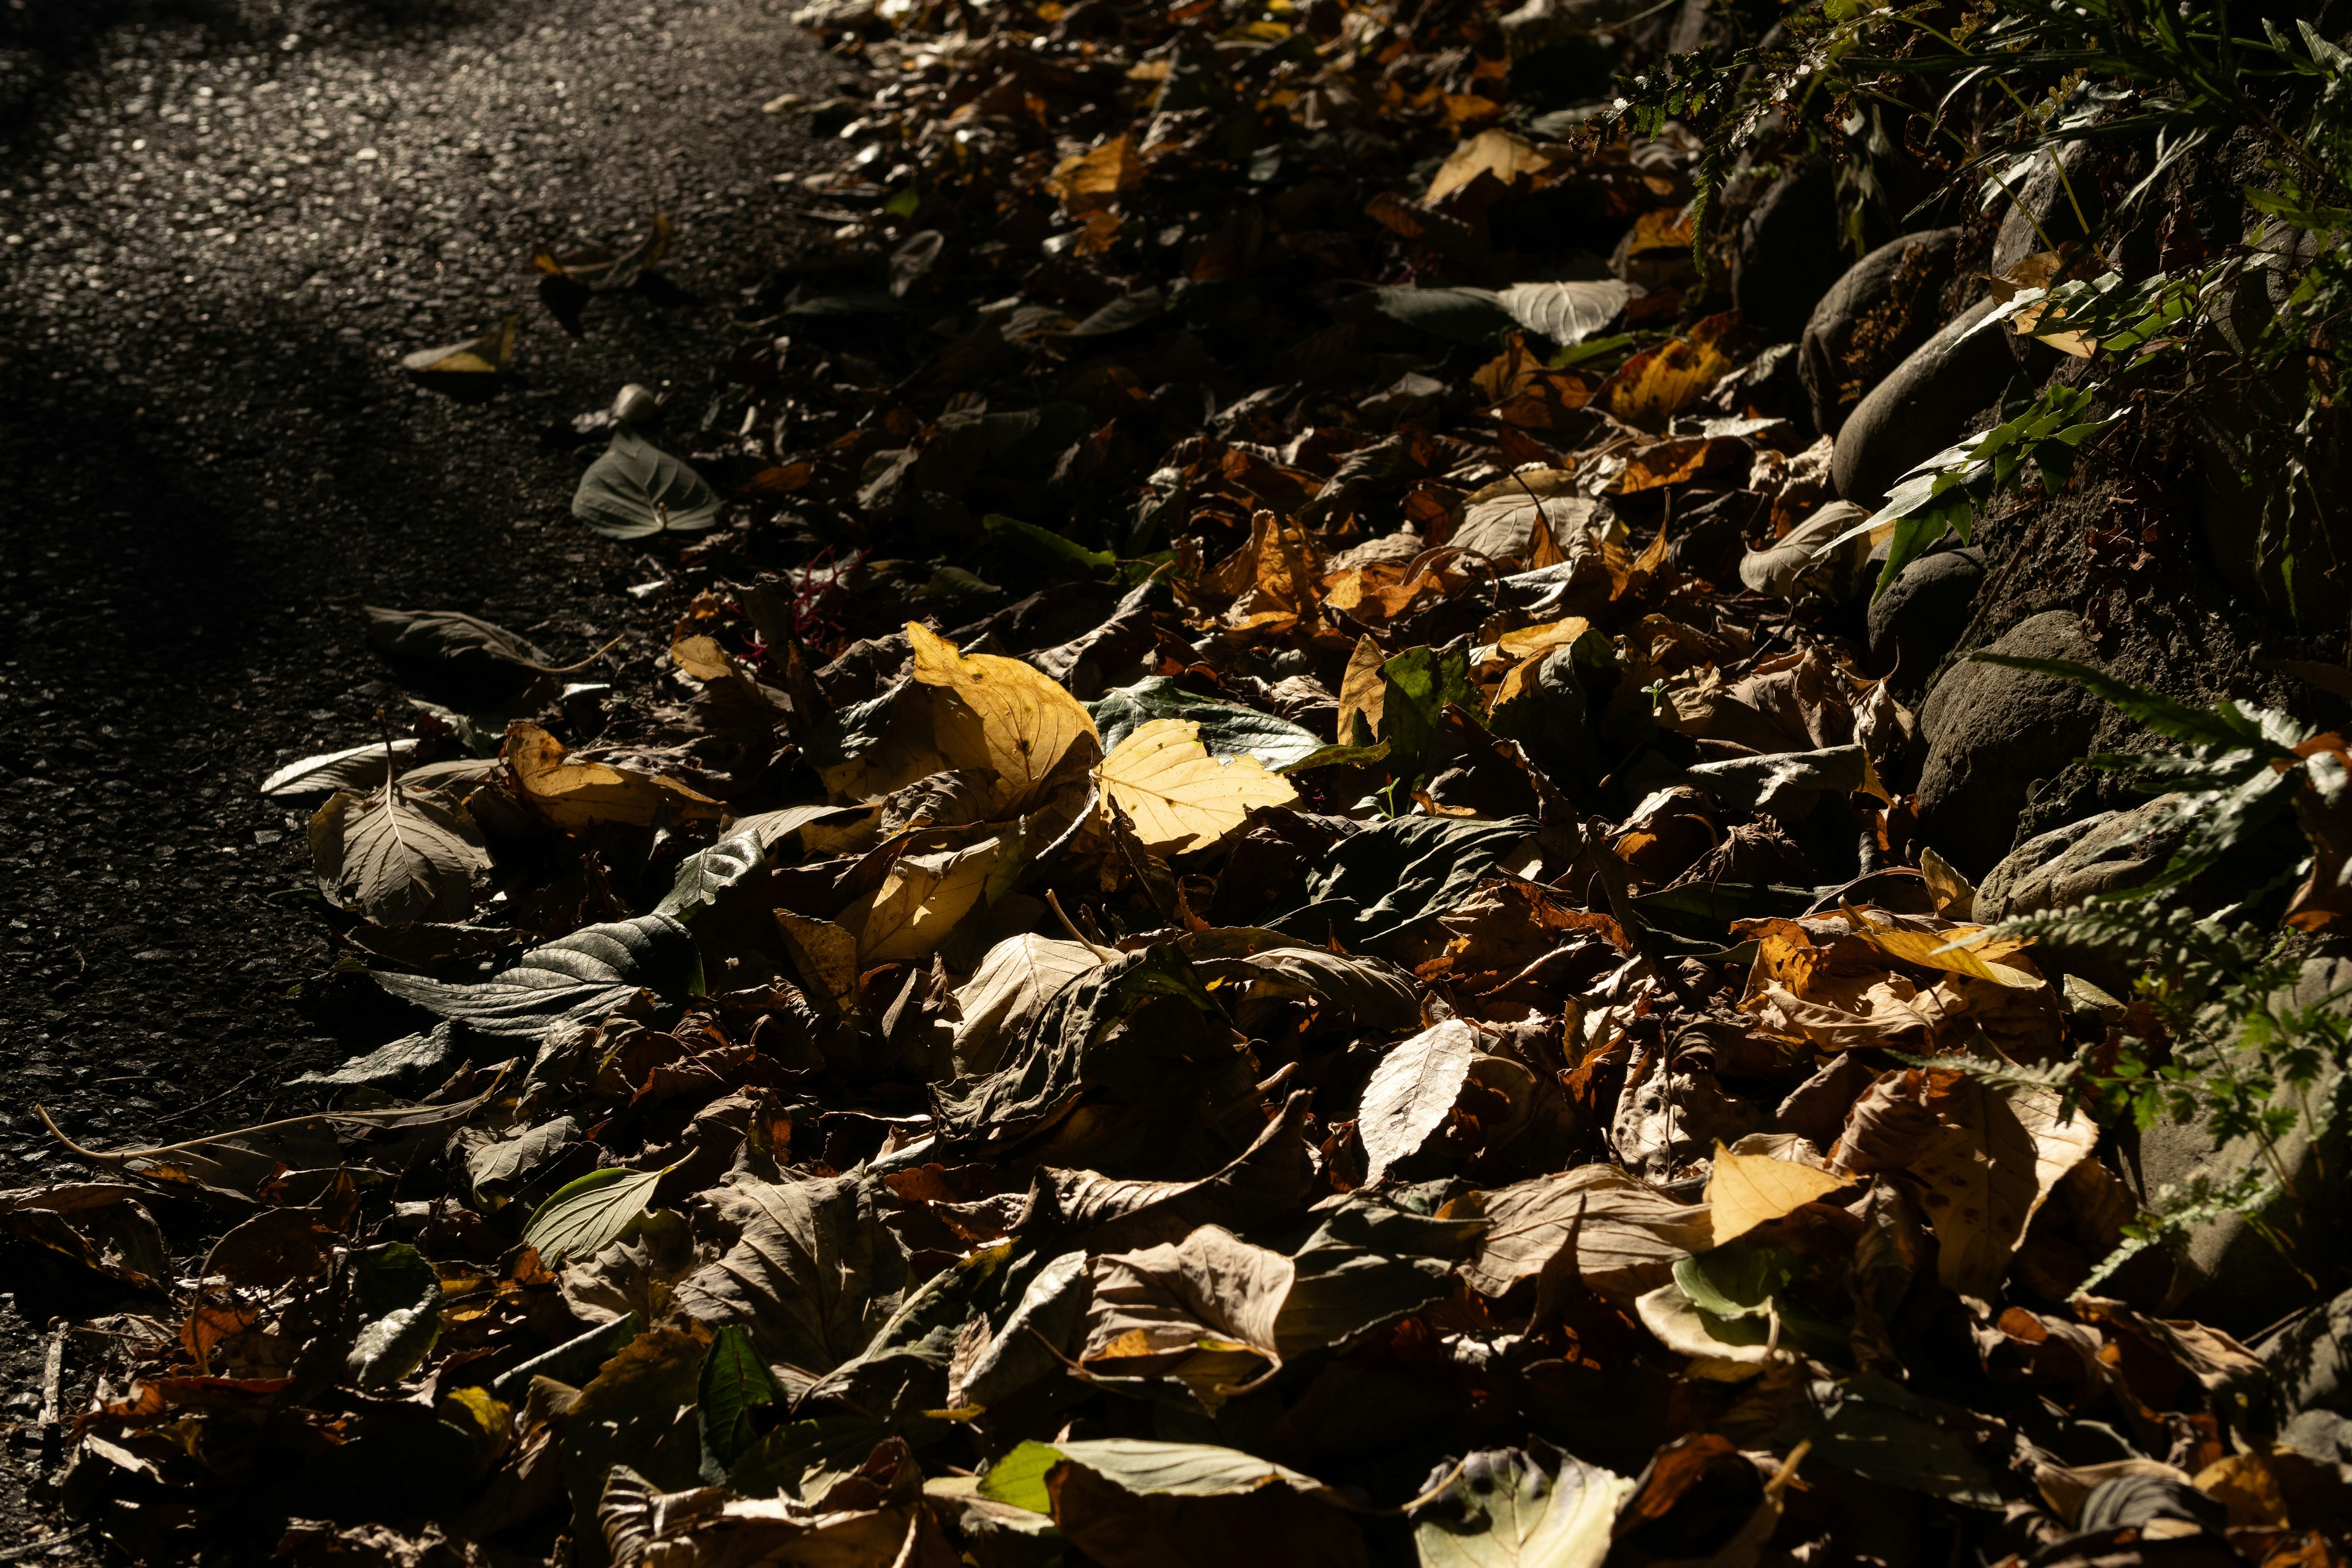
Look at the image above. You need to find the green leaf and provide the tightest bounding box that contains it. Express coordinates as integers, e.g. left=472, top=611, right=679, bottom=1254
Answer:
left=696, top=1324, right=785, bottom=1474
left=1413, top=1445, right=1633, bottom=1568
left=1091, top=676, right=1328, bottom=771
left=1380, top=644, right=1480, bottom=788
left=572, top=427, right=722, bottom=539
left=984, top=511, right=1117, bottom=576
left=523, top=1166, right=664, bottom=1267
left=1967, top=655, right=2293, bottom=755
left=978, top=1439, right=1065, bottom=1514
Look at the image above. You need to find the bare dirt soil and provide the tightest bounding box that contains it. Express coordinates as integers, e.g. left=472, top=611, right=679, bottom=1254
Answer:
left=0, top=0, right=833, bottom=1550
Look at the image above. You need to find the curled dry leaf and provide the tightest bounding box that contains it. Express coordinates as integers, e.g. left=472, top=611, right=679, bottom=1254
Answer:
left=506, top=722, right=723, bottom=830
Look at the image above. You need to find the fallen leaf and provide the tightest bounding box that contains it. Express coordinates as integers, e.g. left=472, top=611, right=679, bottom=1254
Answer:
left=1703, top=1140, right=1850, bottom=1245
left=309, top=783, right=491, bottom=925
left=1358, top=1020, right=1480, bottom=1183
left=1095, top=718, right=1298, bottom=856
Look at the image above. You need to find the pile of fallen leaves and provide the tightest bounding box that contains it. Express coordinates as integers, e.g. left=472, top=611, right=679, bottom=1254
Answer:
left=15, top=0, right=2352, bottom=1563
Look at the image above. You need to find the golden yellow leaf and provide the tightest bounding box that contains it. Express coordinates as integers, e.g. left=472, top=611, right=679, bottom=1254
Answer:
left=906, top=621, right=1101, bottom=813
left=839, top=836, right=1006, bottom=965
left=1704, top=1142, right=1850, bottom=1245
left=1095, top=719, right=1298, bottom=856
left=1852, top=921, right=2045, bottom=989
left=669, top=634, right=735, bottom=682
left=506, top=722, right=722, bottom=831
left=1335, top=633, right=1387, bottom=747
left=1498, top=615, right=1588, bottom=663
left=1426, top=129, right=1550, bottom=205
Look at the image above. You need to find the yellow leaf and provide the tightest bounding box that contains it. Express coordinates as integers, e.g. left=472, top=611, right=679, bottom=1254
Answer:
left=401, top=314, right=517, bottom=375
left=839, top=836, right=1006, bottom=965
left=1496, top=615, right=1588, bottom=665
left=1605, top=336, right=1732, bottom=431
left=1852, top=921, right=2044, bottom=989
left=1920, top=846, right=1976, bottom=918
left=505, top=723, right=722, bottom=830
left=906, top=621, right=1101, bottom=813
left=1335, top=633, right=1387, bottom=746
left=1704, top=1142, right=1850, bottom=1245
left=1426, top=129, right=1550, bottom=205
left=1095, top=718, right=1298, bottom=856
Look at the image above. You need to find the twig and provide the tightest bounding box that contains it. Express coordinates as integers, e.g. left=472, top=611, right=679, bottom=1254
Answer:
left=517, top=633, right=627, bottom=676
left=37, top=1325, right=64, bottom=1433
left=0, top=1528, right=88, bottom=1563
left=147, top=1072, right=262, bottom=1129
left=1046, top=889, right=1118, bottom=962
left=37, top=1064, right=510, bottom=1165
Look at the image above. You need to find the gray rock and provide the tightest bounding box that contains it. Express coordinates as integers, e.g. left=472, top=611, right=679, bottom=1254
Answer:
left=1799, top=228, right=1961, bottom=437
left=1914, top=611, right=2105, bottom=875
left=1975, top=794, right=2188, bottom=921
left=1989, top=143, right=2101, bottom=279
left=1732, top=160, right=1845, bottom=342
left=1831, top=296, right=2018, bottom=510
left=1866, top=544, right=1983, bottom=684
left=2142, top=953, right=2352, bottom=1338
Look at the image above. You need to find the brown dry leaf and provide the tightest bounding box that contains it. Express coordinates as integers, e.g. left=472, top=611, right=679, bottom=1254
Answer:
left=907, top=620, right=1101, bottom=813
left=1049, top=134, right=1145, bottom=214
left=1336, top=633, right=1387, bottom=745
left=1458, top=1164, right=1714, bottom=1300
left=506, top=722, right=723, bottom=830
left=1910, top=1078, right=2098, bottom=1298
left=309, top=783, right=491, bottom=925
left=1704, top=1139, right=1850, bottom=1244
left=1426, top=129, right=1550, bottom=205
left=777, top=909, right=862, bottom=1014
left=1095, top=719, right=1298, bottom=856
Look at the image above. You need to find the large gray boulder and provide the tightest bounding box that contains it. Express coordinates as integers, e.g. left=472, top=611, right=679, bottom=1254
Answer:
left=1915, top=611, right=2105, bottom=875
left=1975, top=795, right=2189, bottom=921
left=1866, top=544, right=1983, bottom=684
left=1831, top=296, right=2018, bottom=510
left=2138, top=952, right=2352, bottom=1338
left=1732, top=160, right=1846, bottom=342
left=1800, top=228, right=1961, bottom=438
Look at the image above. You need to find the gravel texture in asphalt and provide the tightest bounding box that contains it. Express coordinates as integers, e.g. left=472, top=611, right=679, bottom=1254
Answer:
left=0, top=0, right=833, bottom=1544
